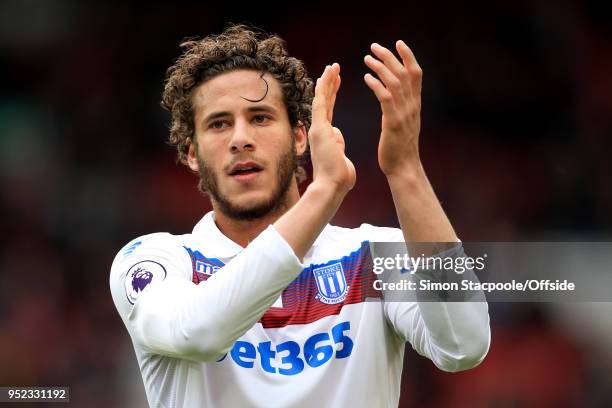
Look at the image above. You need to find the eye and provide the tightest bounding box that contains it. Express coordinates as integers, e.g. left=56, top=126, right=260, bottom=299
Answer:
left=210, top=120, right=229, bottom=129
left=253, top=115, right=270, bottom=124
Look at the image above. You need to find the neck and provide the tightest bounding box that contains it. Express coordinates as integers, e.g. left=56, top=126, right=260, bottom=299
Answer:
left=212, top=183, right=301, bottom=247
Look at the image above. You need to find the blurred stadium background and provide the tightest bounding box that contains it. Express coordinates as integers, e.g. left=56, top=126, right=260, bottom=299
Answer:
left=1, top=0, right=611, bottom=406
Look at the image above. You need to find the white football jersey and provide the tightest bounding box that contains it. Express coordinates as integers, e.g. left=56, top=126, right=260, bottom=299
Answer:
left=109, top=211, right=490, bottom=408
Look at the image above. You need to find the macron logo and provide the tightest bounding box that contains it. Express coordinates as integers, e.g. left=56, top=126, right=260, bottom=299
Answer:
left=196, top=261, right=220, bottom=276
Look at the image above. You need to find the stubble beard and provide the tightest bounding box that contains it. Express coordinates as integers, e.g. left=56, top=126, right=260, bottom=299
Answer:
left=197, top=144, right=298, bottom=221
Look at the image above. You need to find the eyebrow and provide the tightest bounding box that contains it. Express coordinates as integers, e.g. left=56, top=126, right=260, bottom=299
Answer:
left=202, top=111, right=231, bottom=124
left=202, top=104, right=278, bottom=124
left=247, top=105, right=277, bottom=114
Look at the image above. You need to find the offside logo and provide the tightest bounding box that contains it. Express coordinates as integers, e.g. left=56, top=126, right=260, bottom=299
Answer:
left=313, top=262, right=349, bottom=304
left=124, top=260, right=167, bottom=304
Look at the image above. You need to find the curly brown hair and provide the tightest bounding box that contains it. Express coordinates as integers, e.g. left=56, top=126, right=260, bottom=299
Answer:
left=161, top=24, right=314, bottom=168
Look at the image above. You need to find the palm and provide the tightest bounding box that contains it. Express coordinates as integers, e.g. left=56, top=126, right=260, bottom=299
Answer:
left=364, top=41, right=423, bottom=176
left=309, top=63, right=355, bottom=192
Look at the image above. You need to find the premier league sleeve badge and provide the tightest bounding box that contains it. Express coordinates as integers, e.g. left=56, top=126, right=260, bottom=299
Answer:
left=124, top=260, right=167, bottom=304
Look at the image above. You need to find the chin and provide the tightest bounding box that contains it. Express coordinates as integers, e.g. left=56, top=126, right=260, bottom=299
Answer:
left=231, top=189, right=274, bottom=208
left=216, top=190, right=285, bottom=221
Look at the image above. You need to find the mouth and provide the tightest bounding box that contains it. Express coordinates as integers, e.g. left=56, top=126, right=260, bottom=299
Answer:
left=228, top=161, right=263, bottom=181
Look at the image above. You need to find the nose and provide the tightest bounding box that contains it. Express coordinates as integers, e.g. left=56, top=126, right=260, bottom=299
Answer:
left=229, top=118, right=256, bottom=153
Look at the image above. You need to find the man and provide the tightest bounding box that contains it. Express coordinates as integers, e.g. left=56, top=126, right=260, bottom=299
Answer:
left=110, top=24, right=490, bottom=407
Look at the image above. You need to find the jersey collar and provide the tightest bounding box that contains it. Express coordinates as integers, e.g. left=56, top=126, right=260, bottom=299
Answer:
left=192, top=210, right=333, bottom=258
left=192, top=211, right=243, bottom=257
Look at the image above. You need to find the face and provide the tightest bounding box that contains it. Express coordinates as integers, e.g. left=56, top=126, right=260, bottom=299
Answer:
left=187, top=69, right=307, bottom=221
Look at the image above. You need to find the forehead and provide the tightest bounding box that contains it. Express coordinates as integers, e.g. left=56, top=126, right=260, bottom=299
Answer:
left=192, top=69, right=285, bottom=116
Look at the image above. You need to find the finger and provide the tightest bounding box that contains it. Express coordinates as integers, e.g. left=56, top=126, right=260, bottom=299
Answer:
left=326, top=63, right=339, bottom=107
left=396, top=40, right=423, bottom=93
left=363, top=73, right=396, bottom=117
left=395, top=40, right=421, bottom=72
left=311, top=66, right=330, bottom=127
left=328, top=71, right=341, bottom=122
left=344, top=156, right=355, bottom=187
left=322, top=64, right=333, bottom=100
left=332, top=126, right=345, bottom=151
left=321, top=63, right=339, bottom=122
left=364, top=54, right=405, bottom=99
left=370, top=43, right=405, bottom=79
left=327, top=77, right=340, bottom=123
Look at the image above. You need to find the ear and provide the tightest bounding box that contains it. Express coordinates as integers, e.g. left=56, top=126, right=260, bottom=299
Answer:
left=294, top=123, right=307, bottom=156
left=186, top=138, right=200, bottom=172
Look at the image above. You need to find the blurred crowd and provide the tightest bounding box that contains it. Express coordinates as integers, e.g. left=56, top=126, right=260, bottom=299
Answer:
left=0, top=0, right=611, bottom=406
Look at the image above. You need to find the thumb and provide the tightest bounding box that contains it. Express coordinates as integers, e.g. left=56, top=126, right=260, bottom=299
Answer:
left=332, top=127, right=345, bottom=151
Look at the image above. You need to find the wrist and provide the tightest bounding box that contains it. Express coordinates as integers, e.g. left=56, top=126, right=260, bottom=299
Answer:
left=305, top=180, right=348, bottom=206
left=274, top=179, right=347, bottom=260
left=385, top=161, right=427, bottom=187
